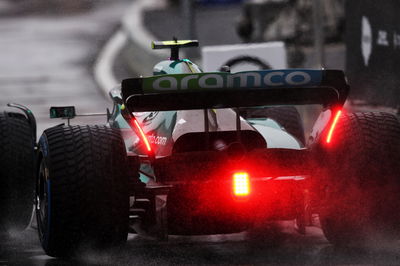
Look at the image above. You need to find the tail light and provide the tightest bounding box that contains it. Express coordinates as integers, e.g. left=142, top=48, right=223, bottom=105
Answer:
left=132, top=119, right=152, bottom=152
left=233, top=172, right=250, bottom=196
left=326, top=109, right=342, bottom=144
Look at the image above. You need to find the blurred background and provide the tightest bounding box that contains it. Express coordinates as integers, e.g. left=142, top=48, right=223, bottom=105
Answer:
left=1, top=0, right=400, bottom=264
left=2, top=0, right=398, bottom=134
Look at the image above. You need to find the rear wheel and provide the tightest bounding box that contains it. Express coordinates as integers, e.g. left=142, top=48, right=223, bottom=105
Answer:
left=244, top=106, right=305, bottom=145
left=0, top=111, right=35, bottom=232
left=318, top=112, right=400, bottom=247
left=36, top=125, right=129, bottom=257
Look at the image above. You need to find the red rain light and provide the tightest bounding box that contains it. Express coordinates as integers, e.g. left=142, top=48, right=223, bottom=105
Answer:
left=233, top=172, right=250, bottom=196
left=326, top=110, right=342, bottom=144
left=133, top=119, right=152, bottom=152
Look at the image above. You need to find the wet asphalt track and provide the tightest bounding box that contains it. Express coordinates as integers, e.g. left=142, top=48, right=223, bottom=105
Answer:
left=1, top=1, right=400, bottom=265
left=3, top=221, right=400, bottom=265
left=0, top=0, right=129, bottom=134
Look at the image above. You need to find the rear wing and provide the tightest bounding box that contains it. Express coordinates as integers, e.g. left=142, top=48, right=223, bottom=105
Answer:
left=121, top=69, right=349, bottom=112
left=152, top=40, right=198, bottom=60
left=151, top=40, right=199, bottom=49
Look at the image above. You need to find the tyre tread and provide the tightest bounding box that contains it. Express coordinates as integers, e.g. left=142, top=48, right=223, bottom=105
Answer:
left=40, top=125, right=129, bottom=257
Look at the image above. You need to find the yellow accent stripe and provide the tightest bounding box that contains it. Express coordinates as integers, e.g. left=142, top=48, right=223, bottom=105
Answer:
left=184, top=61, right=197, bottom=73
left=161, top=40, right=193, bottom=46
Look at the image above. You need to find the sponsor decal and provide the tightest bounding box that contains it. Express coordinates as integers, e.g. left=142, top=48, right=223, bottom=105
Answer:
left=361, top=16, right=400, bottom=67
left=143, top=70, right=322, bottom=92
left=376, top=30, right=400, bottom=49
left=148, top=134, right=168, bottom=146
left=377, top=30, right=389, bottom=46
left=361, top=16, right=372, bottom=66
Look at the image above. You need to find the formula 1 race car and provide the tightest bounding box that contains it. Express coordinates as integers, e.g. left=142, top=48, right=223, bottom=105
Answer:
left=1, top=40, right=400, bottom=257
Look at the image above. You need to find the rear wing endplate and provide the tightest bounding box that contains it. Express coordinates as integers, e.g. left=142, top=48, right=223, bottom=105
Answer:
left=121, top=69, right=349, bottom=112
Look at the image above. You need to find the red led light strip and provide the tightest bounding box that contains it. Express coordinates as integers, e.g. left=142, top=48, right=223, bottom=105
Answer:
left=133, top=119, right=152, bottom=152
left=233, top=172, right=250, bottom=196
left=326, top=110, right=342, bottom=144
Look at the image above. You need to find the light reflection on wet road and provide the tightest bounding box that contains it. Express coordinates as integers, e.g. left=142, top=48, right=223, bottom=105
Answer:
left=3, top=221, right=400, bottom=265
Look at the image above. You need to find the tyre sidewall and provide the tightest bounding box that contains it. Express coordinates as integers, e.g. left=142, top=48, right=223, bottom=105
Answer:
left=0, top=111, right=35, bottom=231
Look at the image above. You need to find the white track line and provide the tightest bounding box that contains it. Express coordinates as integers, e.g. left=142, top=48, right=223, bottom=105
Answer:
left=94, top=29, right=127, bottom=97
left=122, top=0, right=167, bottom=54
left=94, top=0, right=167, bottom=98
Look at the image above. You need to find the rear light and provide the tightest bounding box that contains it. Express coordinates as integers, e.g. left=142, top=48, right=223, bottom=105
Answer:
left=233, top=172, right=250, bottom=196
left=132, top=119, right=152, bottom=152
left=326, top=110, right=342, bottom=144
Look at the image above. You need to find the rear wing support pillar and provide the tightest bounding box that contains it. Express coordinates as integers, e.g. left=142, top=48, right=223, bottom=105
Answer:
left=235, top=108, right=242, bottom=142
left=203, top=109, right=209, bottom=149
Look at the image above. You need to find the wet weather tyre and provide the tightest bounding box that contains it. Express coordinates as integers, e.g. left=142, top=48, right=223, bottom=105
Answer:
left=318, top=112, right=400, bottom=247
left=0, top=111, right=35, bottom=232
left=245, top=106, right=305, bottom=145
left=36, top=125, right=129, bottom=257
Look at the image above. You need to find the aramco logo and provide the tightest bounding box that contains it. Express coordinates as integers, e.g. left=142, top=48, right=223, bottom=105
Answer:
left=150, top=71, right=314, bottom=91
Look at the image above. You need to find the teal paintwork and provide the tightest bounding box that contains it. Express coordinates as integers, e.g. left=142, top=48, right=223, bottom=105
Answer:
left=153, top=59, right=202, bottom=75
left=108, top=55, right=302, bottom=183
